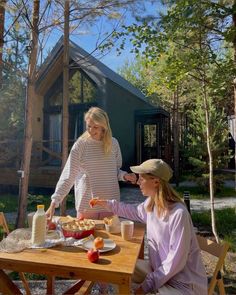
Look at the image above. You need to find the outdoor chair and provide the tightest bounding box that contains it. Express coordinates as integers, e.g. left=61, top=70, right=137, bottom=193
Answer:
left=0, top=212, right=31, bottom=295
left=196, top=234, right=230, bottom=295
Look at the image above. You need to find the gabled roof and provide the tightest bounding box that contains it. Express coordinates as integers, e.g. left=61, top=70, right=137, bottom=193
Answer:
left=37, top=36, right=148, bottom=103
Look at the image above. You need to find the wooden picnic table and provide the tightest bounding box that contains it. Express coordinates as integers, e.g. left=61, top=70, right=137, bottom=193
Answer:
left=0, top=221, right=145, bottom=294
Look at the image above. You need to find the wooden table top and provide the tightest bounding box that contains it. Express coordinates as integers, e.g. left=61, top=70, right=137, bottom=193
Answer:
left=0, top=222, right=146, bottom=287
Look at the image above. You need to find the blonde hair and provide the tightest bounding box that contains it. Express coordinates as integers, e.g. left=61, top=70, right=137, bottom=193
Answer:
left=80, top=107, right=112, bottom=154
left=144, top=175, right=184, bottom=217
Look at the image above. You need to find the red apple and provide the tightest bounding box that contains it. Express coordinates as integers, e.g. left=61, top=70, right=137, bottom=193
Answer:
left=47, top=220, right=56, bottom=230
left=87, top=248, right=99, bottom=263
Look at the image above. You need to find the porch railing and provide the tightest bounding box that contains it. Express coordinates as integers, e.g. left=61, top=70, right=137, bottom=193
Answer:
left=0, top=139, right=76, bottom=168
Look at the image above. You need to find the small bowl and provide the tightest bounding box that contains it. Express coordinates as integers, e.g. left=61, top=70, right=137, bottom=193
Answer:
left=105, top=223, right=121, bottom=234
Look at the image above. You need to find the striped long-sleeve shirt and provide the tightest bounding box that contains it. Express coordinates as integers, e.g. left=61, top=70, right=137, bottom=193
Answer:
left=51, top=136, right=127, bottom=213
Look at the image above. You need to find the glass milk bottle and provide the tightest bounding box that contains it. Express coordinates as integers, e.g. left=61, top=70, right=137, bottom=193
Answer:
left=31, top=204, right=47, bottom=246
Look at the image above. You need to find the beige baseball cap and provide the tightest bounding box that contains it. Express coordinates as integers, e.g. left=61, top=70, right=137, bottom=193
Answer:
left=130, top=159, right=173, bottom=182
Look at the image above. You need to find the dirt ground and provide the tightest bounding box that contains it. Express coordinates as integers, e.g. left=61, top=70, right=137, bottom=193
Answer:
left=202, top=250, right=236, bottom=295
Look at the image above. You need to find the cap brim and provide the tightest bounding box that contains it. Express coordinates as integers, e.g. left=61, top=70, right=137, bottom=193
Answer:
left=130, top=165, right=149, bottom=174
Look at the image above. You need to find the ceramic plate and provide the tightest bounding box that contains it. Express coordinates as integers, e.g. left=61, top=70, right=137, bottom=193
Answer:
left=80, top=238, right=116, bottom=253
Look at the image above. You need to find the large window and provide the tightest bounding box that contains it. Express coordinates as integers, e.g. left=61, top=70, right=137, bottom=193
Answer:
left=69, top=70, right=96, bottom=104
left=46, top=69, right=97, bottom=107
left=44, top=69, right=97, bottom=165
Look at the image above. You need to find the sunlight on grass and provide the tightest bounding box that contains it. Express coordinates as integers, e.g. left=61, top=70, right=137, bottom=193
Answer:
left=192, top=208, right=236, bottom=252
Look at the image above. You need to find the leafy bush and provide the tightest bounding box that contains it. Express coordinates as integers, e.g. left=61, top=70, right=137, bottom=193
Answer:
left=186, top=174, right=225, bottom=193
left=0, top=201, right=5, bottom=210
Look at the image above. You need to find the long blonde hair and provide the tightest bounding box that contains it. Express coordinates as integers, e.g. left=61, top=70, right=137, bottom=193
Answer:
left=144, top=174, right=184, bottom=217
left=80, top=107, right=112, bottom=154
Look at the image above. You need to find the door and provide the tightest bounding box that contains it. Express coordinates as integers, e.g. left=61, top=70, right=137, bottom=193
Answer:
left=135, top=109, right=171, bottom=165
left=137, top=122, right=160, bottom=163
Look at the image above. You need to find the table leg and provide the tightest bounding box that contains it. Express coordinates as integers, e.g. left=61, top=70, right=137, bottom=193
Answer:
left=0, top=269, right=23, bottom=295
left=118, top=283, right=131, bottom=294
left=46, top=275, right=55, bottom=295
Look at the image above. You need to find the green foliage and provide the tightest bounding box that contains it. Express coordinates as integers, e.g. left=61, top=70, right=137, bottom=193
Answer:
left=27, top=194, right=46, bottom=207
left=187, top=174, right=225, bottom=193
left=185, top=91, right=232, bottom=173
left=191, top=208, right=236, bottom=251
left=0, top=202, right=5, bottom=211
left=0, top=193, right=75, bottom=213
left=0, top=26, right=28, bottom=145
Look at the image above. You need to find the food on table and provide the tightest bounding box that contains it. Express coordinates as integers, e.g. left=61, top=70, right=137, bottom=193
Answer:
left=104, top=215, right=120, bottom=226
left=61, top=218, right=95, bottom=239
left=47, top=220, right=56, bottom=231
left=94, top=237, right=104, bottom=250
left=89, top=197, right=99, bottom=208
left=104, top=215, right=121, bottom=234
left=87, top=248, right=100, bottom=263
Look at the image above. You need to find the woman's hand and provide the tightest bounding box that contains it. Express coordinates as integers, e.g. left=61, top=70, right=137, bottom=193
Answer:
left=45, top=203, right=56, bottom=221
left=89, top=198, right=107, bottom=208
left=124, top=173, right=137, bottom=184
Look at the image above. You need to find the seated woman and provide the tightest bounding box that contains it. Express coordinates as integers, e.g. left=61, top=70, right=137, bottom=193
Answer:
left=91, top=159, right=207, bottom=295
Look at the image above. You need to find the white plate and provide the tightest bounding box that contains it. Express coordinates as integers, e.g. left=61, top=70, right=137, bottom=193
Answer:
left=80, top=238, right=116, bottom=253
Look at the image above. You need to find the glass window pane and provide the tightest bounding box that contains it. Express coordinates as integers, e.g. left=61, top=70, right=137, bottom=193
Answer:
left=144, top=125, right=157, bottom=147
left=69, top=70, right=96, bottom=104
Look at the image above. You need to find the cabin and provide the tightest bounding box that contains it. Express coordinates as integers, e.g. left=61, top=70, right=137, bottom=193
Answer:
left=0, top=37, right=171, bottom=189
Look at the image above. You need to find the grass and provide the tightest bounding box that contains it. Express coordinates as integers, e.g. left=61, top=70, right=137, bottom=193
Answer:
left=192, top=208, right=236, bottom=251
left=175, top=186, right=235, bottom=200
left=0, top=193, right=75, bottom=213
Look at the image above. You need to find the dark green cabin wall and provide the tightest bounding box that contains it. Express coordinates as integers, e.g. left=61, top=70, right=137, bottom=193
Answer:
left=105, top=80, right=153, bottom=170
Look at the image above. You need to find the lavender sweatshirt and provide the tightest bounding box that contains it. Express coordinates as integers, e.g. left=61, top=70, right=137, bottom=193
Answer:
left=106, top=198, right=207, bottom=295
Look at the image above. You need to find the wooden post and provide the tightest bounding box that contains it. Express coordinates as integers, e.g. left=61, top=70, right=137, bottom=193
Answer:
left=60, top=0, right=70, bottom=216
left=16, top=0, right=39, bottom=228
left=0, top=0, right=6, bottom=89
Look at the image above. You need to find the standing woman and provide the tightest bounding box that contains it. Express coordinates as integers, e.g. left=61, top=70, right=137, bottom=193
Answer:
left=46, top=107, right=136, bottom=220
left=92, top=159, right=207, bottom=295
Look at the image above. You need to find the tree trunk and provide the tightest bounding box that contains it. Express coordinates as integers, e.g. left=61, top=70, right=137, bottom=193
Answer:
left=202, top=79, right=219, bottom=243
left=60, top=0, right=70, bottom=216
left=232, top=0, right=236, bottom=189
left=172, top=90, right=180, bottom=186
left=0, top=0, right=6, bottom=89
left=16, top=0, right=40, bottom=228
left=234, top=78, right=236, bottom=191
